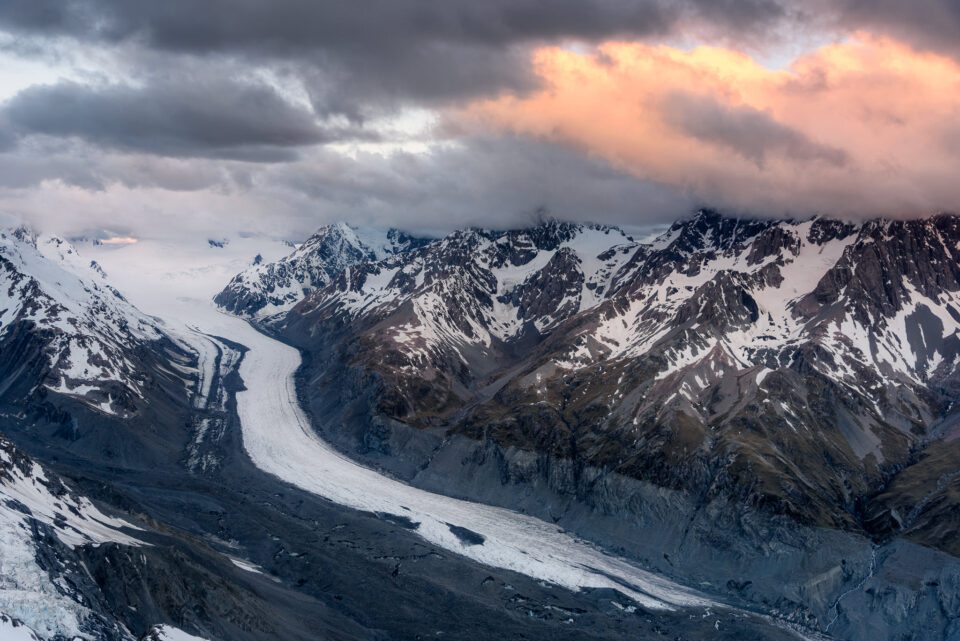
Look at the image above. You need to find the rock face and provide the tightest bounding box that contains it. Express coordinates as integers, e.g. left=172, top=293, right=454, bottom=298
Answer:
left=224, top=211, right=960, bottom=639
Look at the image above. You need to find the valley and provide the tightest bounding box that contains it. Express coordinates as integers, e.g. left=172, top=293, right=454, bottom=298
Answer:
left=2, top=213, right=960, bottom=639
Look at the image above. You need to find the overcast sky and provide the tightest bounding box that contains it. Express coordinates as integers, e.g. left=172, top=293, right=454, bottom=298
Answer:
left=1, top=1, right=960, bottom=241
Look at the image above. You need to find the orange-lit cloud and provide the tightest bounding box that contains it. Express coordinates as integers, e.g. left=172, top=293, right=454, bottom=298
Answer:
left=460, top=35, right=960, bottom=217
left=99, top=236, right=139, bottom=245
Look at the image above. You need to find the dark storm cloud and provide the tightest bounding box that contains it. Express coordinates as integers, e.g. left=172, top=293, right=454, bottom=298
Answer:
left=10, top=0, right=960, bottom=67
left=7, top=1, right=959, bottom=122
left=0, top=0, right=676, bottom=51
left=299, top=44, right=535, bottom=121
left=1, top=77, right=343, bottom=161
left=0, top=0, right=790, bottom=117
left=660, top=92, right=849, bottom=168
left=827, top=1, right=960, bottom=56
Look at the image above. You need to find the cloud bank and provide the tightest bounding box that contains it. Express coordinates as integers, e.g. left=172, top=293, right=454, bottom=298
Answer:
left=464, top=36, right=960, bottom=218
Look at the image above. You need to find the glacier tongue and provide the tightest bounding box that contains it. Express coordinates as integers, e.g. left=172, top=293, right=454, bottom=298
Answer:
left=224, top=312, right=713, bottom=610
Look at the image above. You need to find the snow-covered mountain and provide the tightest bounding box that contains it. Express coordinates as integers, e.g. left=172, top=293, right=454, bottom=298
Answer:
left=0, top=228, right=204, bottom=417
left=0, top=220, right=825, bottom=641
left=283, top=214, right=959, bottom=388
left=231, top=212, right=960, bottom=540
left=0, top=228, right=190, bottom=415
left=2, top=212, right=958, bottom=641
left=214, top=223, right=429, bottom=321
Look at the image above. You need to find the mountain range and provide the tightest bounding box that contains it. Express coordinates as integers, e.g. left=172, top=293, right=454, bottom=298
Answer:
left=220, top=211, right=960, bottom=638
left=224, top=212, right=960, bottom=537
left=2, top=212, right=960, bottom=640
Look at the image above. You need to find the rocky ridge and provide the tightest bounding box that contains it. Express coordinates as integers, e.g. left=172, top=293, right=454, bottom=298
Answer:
left=214, top=223, right=429, bottom=321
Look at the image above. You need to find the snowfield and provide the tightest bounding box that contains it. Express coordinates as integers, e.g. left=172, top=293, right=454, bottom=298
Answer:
left=91, top=238, right=715, bottom=612
left=144, top=624, right=211, bottom=641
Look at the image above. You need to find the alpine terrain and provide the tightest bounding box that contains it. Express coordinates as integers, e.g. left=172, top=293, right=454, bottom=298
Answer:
left=222, top=212, right=960, bottom=640
left=2, top=214, right=960, bottom=641
left=4, top=2, right=960, bottom=639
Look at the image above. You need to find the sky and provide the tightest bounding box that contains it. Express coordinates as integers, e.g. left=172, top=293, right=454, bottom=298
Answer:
left=1, top=1, right=960, bottom=242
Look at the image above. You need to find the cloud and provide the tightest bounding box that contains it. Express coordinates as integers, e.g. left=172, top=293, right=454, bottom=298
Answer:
left=274, top=135, right=692, bottom=232
left=1, top=76, right=341, bottom=160
left=825, top=1, right=960, bottom=58
left=0, top=0, right=796, bottom=118
left=0, top=1, right=689, bottom=51
left=462, top=36, right=960, bottom=218
left=0, top=135, right=692, bottom=240
left=1, top=1, right=960, bottom=239
left=659, top=91, right=848, bottom=168
left=5, top=1, right=960, bottom=116
left=99, top=235, right=137, bottom=245
left=0, top=116, right=17, bottom=151
left=0, top=136, right=243, bottom=191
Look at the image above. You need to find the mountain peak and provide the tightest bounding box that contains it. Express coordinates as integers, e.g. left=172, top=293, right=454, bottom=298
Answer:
left=6, top=225, right=37, bottom=246
left=214, top=223, right=430, bottom=319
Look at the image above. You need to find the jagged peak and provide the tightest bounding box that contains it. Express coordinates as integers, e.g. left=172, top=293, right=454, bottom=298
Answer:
left=655, top=210, right=866, bottom=255
left=2, top=225, right=38, bottom=247
left=665, top=210, right=960, bottom=247
left=435, top=219, right=629, bottom=255
left=299, top=222, right=427, bottom=257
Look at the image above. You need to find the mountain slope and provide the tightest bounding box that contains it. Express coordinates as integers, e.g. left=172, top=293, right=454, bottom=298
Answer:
left=212, top=211, right=960, bottom=639
left=0, top=433, right=142, bottom=640
left=0, top=228, right=203, bottom=418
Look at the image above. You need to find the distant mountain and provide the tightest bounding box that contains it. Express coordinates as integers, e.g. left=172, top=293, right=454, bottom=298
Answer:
left=214, top=223, right=430, bottom=320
